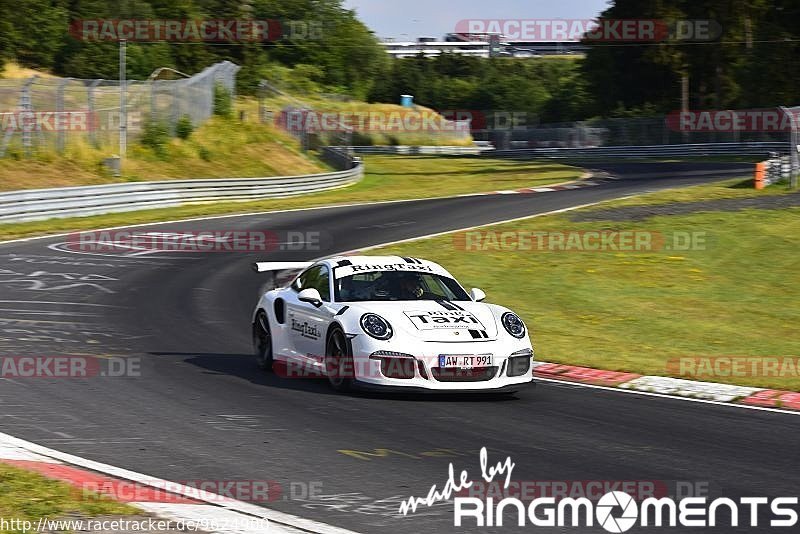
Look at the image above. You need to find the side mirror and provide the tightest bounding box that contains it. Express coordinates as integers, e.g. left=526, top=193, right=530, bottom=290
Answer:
left=470, top=288, right=486, bottom=302
left=298, top=288, right=323, bottom=307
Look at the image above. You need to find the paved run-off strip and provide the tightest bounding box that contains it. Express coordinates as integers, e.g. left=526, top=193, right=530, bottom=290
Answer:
left=0, top=432, right=361, bottom=534
left=533, top=362, right=800, bottom=411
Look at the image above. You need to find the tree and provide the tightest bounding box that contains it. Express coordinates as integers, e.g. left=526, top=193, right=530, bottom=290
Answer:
left=6, top=0, right=68, bottom=70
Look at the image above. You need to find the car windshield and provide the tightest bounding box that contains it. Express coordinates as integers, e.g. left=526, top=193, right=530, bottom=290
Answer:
left=334, top=271, right=470, bottom=302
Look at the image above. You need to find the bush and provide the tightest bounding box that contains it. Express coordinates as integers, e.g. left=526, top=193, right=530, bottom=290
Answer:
left=351, top=131, right=374, bottom=146
left=286, top=64, right=324, bottom=94
left=140, top=121, right=170, bottom=156
left=175, top=115, right=194, bottom=139
left=213, top=83, right=233, bottom=118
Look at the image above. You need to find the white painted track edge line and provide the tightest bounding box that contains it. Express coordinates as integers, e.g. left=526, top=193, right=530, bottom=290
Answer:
left=0, top=176, right=594, bottom=247
left=0, top=431, right=361, bottom=534
left=535, top=377, right=799, bottom=417
left=327, top=201, right=608, bottom=254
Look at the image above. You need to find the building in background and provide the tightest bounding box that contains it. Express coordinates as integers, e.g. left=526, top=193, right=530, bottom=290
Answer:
left=380, top=33, right=586, bottom=58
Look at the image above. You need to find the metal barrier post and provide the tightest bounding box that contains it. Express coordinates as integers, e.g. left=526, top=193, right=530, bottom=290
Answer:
left=21, top=77, right=36, bottom=157
left=88, top=79, right=102, bottom=147
left=56, top=78, right=68, bottom=153
left=779, top=107, right=799, bottom=189
left=119, top=39, right=127, bottom=159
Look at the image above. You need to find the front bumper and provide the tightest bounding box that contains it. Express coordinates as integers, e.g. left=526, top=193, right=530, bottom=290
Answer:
left=349, top=335, right=534, bottom=391
left=352, top=379, right=535, bottom=395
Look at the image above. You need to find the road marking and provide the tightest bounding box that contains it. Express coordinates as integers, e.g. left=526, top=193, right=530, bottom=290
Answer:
left=47, top=242, right=192, bottom=259
left=0, top=309, right=100, bottom=317
left=330, top=201, right=608, bottom=254
left=0, top=300, right=121, bottom=307
left=0, top=177, right=599, bottom=248
left=0, top=444, right=59, bottom=462
left=536, top=377, right=800, bottom=417
left=0, top=431, right=361, bottom=534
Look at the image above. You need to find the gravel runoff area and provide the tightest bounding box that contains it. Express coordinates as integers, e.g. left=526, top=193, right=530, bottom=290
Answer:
left=571, top=190, right=800, bottom=222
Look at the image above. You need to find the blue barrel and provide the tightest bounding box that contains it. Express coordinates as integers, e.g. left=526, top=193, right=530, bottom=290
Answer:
left=400, top=94, right=414, bottom=107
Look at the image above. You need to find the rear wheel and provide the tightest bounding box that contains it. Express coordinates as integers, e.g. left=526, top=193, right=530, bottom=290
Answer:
left=253, top=311, right=273, bottom=372
left=325, top=328, right=354, bottom=392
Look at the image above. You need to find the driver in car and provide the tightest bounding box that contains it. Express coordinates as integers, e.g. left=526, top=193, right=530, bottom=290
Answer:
left=395, top=273, right=424, bottom=300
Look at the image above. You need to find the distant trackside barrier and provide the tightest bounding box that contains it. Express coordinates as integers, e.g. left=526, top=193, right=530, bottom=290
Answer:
left=0, top=155, right=362, bottom=223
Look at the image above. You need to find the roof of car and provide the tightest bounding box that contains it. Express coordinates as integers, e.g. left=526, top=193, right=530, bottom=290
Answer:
left=321, top=255, right=430, bottom=266
left=319, top=255, right=454, bottom=278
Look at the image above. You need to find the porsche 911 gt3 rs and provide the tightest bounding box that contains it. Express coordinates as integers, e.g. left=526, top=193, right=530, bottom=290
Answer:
left=251, top=255, right=534, bottom=393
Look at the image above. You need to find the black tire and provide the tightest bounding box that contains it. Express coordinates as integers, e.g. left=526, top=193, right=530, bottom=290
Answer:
left=253, top=311, right=274, bottom=372
left=325, top=328, right=354, bottom=392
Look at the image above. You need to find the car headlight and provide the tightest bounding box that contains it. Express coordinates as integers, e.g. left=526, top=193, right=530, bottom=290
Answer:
left=501, top=312, right=526, bottom=339
left=360, top=313, right=393, bottom=340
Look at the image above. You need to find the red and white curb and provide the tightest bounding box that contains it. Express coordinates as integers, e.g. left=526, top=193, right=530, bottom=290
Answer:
left=533, top=362, right=800, bottom=413
left=0, top=431, right=359, bottom=534
left=458, top=172, right=615, bottom=197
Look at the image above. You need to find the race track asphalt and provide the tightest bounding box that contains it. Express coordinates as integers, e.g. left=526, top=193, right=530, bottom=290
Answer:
left=1, top=161, right=797, bottom=533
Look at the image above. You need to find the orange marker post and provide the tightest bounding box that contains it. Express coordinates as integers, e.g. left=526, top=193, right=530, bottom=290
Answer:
left=754, top=161, right=766, bottom=190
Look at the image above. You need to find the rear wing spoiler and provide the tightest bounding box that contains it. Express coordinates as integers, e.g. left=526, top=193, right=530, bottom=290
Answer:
left=252, top=261, right=313, bottom=273
left=252, top=261, right=313, bottom=291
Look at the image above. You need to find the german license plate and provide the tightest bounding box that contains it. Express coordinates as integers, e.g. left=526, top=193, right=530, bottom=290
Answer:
left=438, top=354, right=493, bottom=369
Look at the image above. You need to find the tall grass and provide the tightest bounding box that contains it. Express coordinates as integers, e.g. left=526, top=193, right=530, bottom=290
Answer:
left=0, top=102, right=325, bottom=191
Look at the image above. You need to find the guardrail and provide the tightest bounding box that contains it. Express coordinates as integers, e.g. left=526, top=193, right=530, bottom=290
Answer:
left=489, top=142, right=789, bottom=159
left=0, top=161, right=363, bottom=223
left=350, top=145, right=489, bottom=155
left=348, top=142, right=789, bottom=159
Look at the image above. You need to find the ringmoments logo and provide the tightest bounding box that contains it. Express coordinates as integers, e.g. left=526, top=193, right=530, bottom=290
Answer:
left=399, top=447, right=799, bottom=531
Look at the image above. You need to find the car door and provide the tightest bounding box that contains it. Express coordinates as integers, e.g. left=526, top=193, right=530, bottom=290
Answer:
left=286, top=264, right=333, bottom=363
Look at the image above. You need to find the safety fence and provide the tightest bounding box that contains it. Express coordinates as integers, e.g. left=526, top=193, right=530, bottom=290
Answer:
left=347, top=142, right=787, bottom=159
left=489, top=142, right=789, bottom=159
left=0, top=160, right=362, bottom=223
left=350, top=145, right=488, bottom=155
left=0, top=61, right=239, bottom=158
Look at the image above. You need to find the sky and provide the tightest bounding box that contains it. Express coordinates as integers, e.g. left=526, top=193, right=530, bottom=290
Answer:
left=343, top=0, right=612, bottom=40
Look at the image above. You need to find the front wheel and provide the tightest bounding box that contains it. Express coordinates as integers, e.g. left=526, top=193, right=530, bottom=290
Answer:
left=325, top=328, right=354, bottom=392
left=253, top=311, right=273, bottom=372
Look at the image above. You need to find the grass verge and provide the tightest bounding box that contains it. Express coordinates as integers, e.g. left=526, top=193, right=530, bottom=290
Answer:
left=0, top=463, right=136, bottom=533
left=607, top=176, right=793, bottom=206
left=0, top=115, right=324, bottom=192
left=373, top=178, right=800, bottom=391
left=0, top=156, right=581, bottom=241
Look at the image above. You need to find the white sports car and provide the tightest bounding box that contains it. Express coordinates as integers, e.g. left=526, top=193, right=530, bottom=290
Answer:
left=251, top=255, right=534, bottom=393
